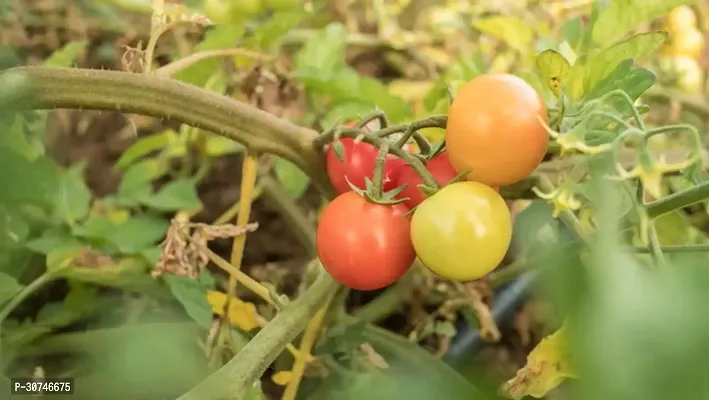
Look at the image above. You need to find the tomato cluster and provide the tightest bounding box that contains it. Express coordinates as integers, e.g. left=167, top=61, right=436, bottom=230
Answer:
left=316, top=73, right=548, bottom=290
left=658, top=6, right=705, bottom=93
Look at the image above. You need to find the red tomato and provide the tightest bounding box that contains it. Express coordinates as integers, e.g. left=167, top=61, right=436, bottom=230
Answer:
left=316, top=192, right=416, bottom=290
left=396, top=152, right=459, bottom=209
left=326, top=138, right=405, bottom=194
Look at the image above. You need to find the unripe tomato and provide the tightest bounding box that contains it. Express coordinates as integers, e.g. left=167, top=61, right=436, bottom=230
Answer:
left=411, top=181, right=511, bottom=281
left=231, top=0, right=264, bottom=16
left=204, top=0, right=233, bottom=24
left=665, top=28, right=705, bottom=60
left=396, top=152, right=458, bottom=209
left=666, top=6, right=698, bottom=33
left=316, top=192, right=415, bottom=290
left=446, top=73, right=549, bottom=187
left=659, top=55, right=704, bottom=93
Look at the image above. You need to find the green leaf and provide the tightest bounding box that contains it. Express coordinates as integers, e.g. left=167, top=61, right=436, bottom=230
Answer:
left=141, top=179, right=200, bottom=211
left=116, top=130, right=179, bottom=169
left=244, top=10, right=307, bottom=50
left=303, top=324, right=490, bottom=400
left=202, top=133, right=243, bottom=156
left=0, top=271, right=23, bottom=306
left=273, top=157, right=309, bottom=199
left=74, top=215, right=169, bottom=254
left=591, top=0, right=699, bottom=47
left=26, top=228, right=84, bottom=254
left=583, top=32, right=667, bottom=94
left=163, top=274, right=213, bottom=329
left=535, top=50, right=571, bottom=97
left=562, top=16, right=585, bottom=50
left=0, top=147, right=58, bottom=206
left=44, top=40, right=88, bottom=67
left=54, top=162, right=92, bottom=224
left=471, top=16, right=534, bottom=52
left=174, top=23, right=245, bottom=87
left=0, top=115, right=42, bottom=160
left=116, top=159, right=168, bottom=205
left=294, top=22, right=348, bottom=79
left=584, top=59, right=656, bottom=103
left=58, top=256, right=159, bottom=293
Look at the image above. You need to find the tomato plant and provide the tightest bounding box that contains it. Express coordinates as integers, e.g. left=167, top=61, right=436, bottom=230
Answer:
left=411, top=181, right=511, bottom=281
left=316, top=191, right=415, bottom=290
left=445, top=73, right=549, bottom=187
left=396, top=152, right=458, bottom=209
left=326, top=138, right=405, bottom=194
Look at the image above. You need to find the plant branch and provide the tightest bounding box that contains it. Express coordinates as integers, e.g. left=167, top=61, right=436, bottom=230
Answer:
left=0, top=66, right=333, bottom=196
left=176, top=273, right=339, bottom=400
left=352, top=267, right=418, bottom=323
left=645, top=180, right=709, bottom=219
left=0, top=268, right=63, bottom=324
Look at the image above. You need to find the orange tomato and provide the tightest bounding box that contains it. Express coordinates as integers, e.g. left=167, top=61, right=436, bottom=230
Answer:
left=445, top=73, right=549, bottom=187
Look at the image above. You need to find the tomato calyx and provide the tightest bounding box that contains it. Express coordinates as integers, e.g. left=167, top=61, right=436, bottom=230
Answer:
left=345, top=142, right=410, bottom=206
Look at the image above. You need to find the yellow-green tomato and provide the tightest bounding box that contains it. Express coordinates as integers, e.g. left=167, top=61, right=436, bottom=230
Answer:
left=410, top=181, right=512, bottom=281
left=659, top=55, right=704, bottom=93
left=230, top=0, right=264, bottom=16
left=665, top=6, right=698, bottom=33
left=203, top=0, right=233, bottom=24
left=665, top=28, right=705, bottom=60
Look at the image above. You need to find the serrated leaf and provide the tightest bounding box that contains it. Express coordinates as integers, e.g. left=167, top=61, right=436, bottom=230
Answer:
left=591, top=0, right=698, bottom=47
left=294, top=22, right=348, bottom=80
left=116, top=130, right=178, bottom=169
left=54, top=162, right=92, bottom=224
left=0, top=271, right=22, bottom=306
left=116, top=159, right=169, bottom=205
left=164, top=274, right=213, bottom=328
left=273, top=157, right=310, bottom=199
left=44, top=40, right=87, bottom=67
left=502, top=324, right=577, bottom=399
left=141, top=179, right=200, bottom=211
left=535, top=50, right=571, bottom=96
left=26, top=228, right=84, bottom=254
left=202, top=133, right=243, bottom=156
left=583, top=32, right=667, bottom=94
left=472, top=16, right=534, bottom=52
left=73, top=215, right=169, bottom=254
left=174, top=23, right=245, bottom=87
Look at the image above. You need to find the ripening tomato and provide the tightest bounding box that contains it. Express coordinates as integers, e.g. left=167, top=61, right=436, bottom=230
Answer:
left=666, top=6, right=698, bottom=33
left=411, top=181, right=511, bottom=281
left=396, top=152, right=458, bottom=209
left=316, top=192, right=415, bottom=290
left=326, top=138, right=405, bottom=194
left=446, top=73, right=549, bottom=187
left=659, top=55, right=704, bottom=93
left=665, top=28, right=705, bottom=60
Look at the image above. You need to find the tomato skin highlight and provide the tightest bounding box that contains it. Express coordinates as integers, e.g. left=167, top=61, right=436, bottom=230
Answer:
left=316, top=192, right=416, bottom=290
left=396, top=152, right=458, bottom=209
left=446, top=73, right=549, bottom=187
left=326, top=138, right=404, bottom=194
left=411, top=181, right=512, bottom=281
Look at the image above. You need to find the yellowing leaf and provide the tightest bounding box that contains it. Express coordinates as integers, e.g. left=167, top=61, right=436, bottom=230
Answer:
left=535, top=50, right=571, bottom=97
left=472, top=16, right=534, bottom=52
left=206, top=290, right=260, bottom=331
left=271, top=370, right=292, bottom=386
left=502, top=324, right=577, bottom=399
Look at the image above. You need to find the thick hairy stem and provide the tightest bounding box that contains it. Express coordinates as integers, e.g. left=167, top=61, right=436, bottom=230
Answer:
left=176, top=274, right=339, bottom=400
left=0, top=67, right=333, bottom=196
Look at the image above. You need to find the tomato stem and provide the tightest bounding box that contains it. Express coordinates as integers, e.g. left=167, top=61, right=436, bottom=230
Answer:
left=372, top=143, right=390, bottom=198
